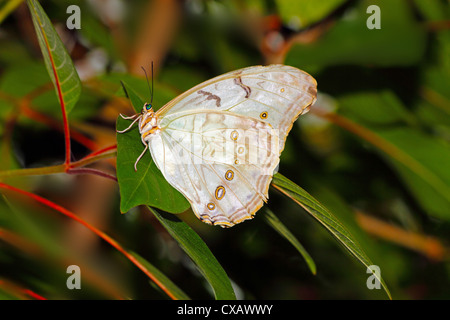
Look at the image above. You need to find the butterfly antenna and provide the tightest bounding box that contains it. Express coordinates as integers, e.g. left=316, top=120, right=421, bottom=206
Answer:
left=141, top=65, right=153, bottom=104
left=151, top=61, right=154, bottom=104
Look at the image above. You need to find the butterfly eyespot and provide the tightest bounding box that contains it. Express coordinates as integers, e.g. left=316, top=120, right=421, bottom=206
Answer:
left=234, top=159, right=239, bottom=165
left=207, top=203, right=215, bottom=210
left=225, top=170, right=234, bottom=181
left=215, top=186, right=225, bottom=200
left=238, top=146, right=245, bottom=154
left=230, top=130, right=239, bottom=141
left=280, top=88, right=285, bottom=93
left=260, top=112, right=268, bottom=119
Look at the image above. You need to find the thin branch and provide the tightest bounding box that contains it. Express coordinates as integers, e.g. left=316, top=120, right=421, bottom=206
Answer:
left=424, top=20, right=450, bottom=32
left=67, top=167, right=117, bottom=182
left=0, top=164, right=66, bottom=178
left=69, top=146, right=117, bottom=169
left=355, top=210, right=447, bottom=261
left=0, top=146, right=116, bottom=179
left=420, top=86, right=450, bottom=116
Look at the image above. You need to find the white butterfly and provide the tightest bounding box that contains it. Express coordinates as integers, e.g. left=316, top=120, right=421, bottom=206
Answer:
left=118, top=64, right=317, bottom=227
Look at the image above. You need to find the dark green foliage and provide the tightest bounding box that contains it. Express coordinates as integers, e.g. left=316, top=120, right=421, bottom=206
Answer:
left=0, top=0, right=448, bottom=300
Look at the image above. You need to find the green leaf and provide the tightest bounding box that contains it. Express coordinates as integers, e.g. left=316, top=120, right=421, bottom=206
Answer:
left=275, top=0, right=346, bottom=29
left=338, top=90, right=417, bottom=126
left=0, top=62, right=51, bottom=98
left=286, top=0, right=426, bottom=71
left=148, top=207, right=236, bottom=300
left=271, top=173, right=392, bottom=299
left=416, top=67, right=450, bottom=129
left=331, top=88, right=450, bottom=221
left=329, top=87, right=450, bottom=219
left=376, top=128, right=450, bottom=221
left=0, top=62, right=53, bottom=125
left=263, top=207, right=316, bottom=275
left=412, top=0, right=448, bottom=21
left=129, top=251, right=190, bottom=300
left=116, top=82, right=190, bottom=214
left=27, top=0, right=81, bottom=113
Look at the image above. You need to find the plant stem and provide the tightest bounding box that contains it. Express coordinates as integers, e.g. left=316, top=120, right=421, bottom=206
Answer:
left=67, top=167, right=117, bottom=181
left=0, top=147, right=117, bottom=179
left=68, top=146, right=117, bottom=169
left=0, top=164, right=66, bottom=178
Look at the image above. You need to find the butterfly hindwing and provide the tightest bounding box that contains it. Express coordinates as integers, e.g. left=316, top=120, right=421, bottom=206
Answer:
left=147, top=111, right=279, bottom=227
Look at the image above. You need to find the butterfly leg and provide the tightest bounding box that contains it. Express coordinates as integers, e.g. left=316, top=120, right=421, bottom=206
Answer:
left=134, top=143, right=149, bottom=171
left=117, top=115, right=141, bottom=133
left=119, top=113, right=139, bottom=120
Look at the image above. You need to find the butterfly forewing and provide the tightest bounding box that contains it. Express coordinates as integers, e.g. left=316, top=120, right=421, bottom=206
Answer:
left=157, top=65, right=317, bottom=152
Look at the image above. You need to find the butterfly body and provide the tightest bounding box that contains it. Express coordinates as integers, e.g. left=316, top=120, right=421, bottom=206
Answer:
left=138, top=104, right=160, bottom=138
left=119, top=64, right=317, bottom=227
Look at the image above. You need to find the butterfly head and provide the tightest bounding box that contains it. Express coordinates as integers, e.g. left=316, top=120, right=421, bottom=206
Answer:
left=142, top=103, right=153, bottom=113
left=138, top=102, right=159, bottom=136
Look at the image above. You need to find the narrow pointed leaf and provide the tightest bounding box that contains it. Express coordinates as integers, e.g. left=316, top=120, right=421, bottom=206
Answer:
left=376, top=128, right=450, bottom=221
left=148, top=207, right=236, bottom=300
left=263, top=207, right=316, bottom=275
left=271, top=173, right=392, bottom=299
left=120, top=80, right=145, bottom=113
left=321, top=104, right=450, bottom=220
left=27, top=0, right=81, bottom=113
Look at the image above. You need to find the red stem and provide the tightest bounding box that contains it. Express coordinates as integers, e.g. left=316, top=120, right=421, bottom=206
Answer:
left=66, top=167, right=117, bottom=181
left=80, top=145, right=117, bottom=161
left=22, top=289, right=47, bottom=300
left=38, top=20, right=71, bottom=167
left=62, top=110, right=71, bottom=167
left=0, top=280, right=47, bottom=300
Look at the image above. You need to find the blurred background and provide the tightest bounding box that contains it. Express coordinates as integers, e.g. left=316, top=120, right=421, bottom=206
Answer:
left=0, top=0, right=449, bottom=299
